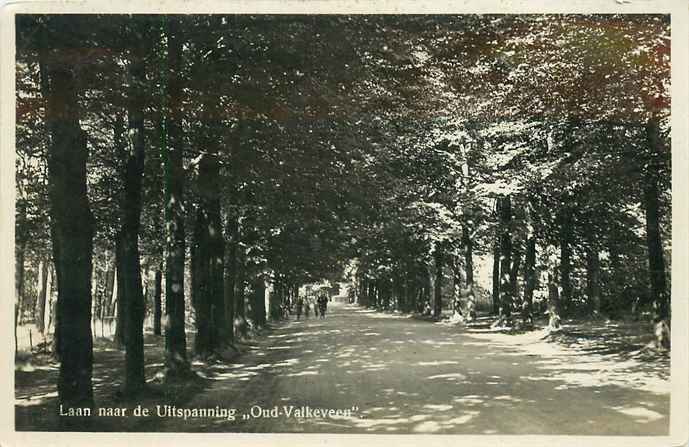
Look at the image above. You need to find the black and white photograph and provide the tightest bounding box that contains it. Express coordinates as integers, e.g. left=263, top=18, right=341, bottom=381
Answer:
left=4, top=2, right=688, bottom=443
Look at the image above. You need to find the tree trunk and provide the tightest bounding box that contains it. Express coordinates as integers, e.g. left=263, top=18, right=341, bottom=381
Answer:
left=37, top=258, right=49, bottom=333
left=421, top=270, right=430, bottom=312
left=42, top=44, right=95, bottom=414
left=462, top=225, right=474, bottom=286
left=510, top=245, right=522, bottom=311
left=275, top=284, right=283, bottom=319
left=523, top=236, right=536, bottom=326
left=153, top=267, right=162, bottom=336
left=91, top=266, right=100, bottom=338
left=270, top=283, right=282, bottom=320
left=433, top=248, right=443, bottom=319
left=252, top=277, right=267, bottom=327
left=109, top=266, right=118, bottom=318
left=164, top=16, right=190, bottom=376
left=451, top=255, right=462, bottom=305
left=381, top=274, right=387, bottom=310
left=195, top=151, right=227, bottom=351
left=15, top=241, right=26, bottom=333
left=644, top=117, right=670, bottom=349
left=236, top=255, right=246, bottom=319
left=210, top=214, right=226, bottom=344
left=224, top=213, right=238, bottom=342
left=360, top=278, right=367, bottom=307
left=48, top=261, right=59, bottom=356
left=586, top=242, right=601, bottom=315
left=234, top=246, right=250, bottom=338
left=192, top=208, right=212, bottom=358
left=499, top=196, right=513, bottom=322
left=608, top=240, right=623, bottom=318
left=388, top=275, right=396, bottom=310
left=405, top=273, right=413, bottom=313
left=114, top=234, right=126, bottom=349
left=547, top=274, right=561, bottom=331
left=121, top=39, right=147, bottom=393
left=559, top=204, right=574, bottom=316
left=103, top=261, right=115, bottom=319
left=492, top=235, right=500, bottom=315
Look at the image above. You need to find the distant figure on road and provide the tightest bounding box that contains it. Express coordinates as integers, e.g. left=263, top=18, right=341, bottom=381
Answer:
left=453, top=296, right=463, bottom=317
left=423, top=300, right=432, bottom=316
left=296, top=297, right=304, bottom=320
left=458, top=285, right=477, bottom=322
left=318, top=294, right=328, bottom=318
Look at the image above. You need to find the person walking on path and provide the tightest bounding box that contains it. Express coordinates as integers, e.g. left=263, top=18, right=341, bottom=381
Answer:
left=296, top=296, right=304, bottom=320
left=318, top=293, right=328, bottom=319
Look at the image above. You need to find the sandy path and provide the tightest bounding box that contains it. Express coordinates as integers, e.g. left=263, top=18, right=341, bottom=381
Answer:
left=152, top=302, right=669, bottom=434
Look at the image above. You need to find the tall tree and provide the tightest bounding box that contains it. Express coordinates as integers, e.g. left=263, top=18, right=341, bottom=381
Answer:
left=498, top=196, right=513, bottom=324
left=433, top=247, right=443, bottom=319
left=188, top=17, right=229, bottom=354
left=644, top=117, right=670, bottom=349
left=153, top=267, right=163, bottom=336
left=522, top=207, right=537, bottom=326
left=164, top=15, right=190, bottom=377
left=38, top=16, right=96, bottom=415
left=120, top=26, right=147, bottom=393
left=36, top=258, right=49, bottom=333
left=224, top=213, right=239, bottom=342
left=491, top=236, right=500, bottom=315
left=252, top=276, right=267, bottom=327
left=558, top=201, right=574, bottom=316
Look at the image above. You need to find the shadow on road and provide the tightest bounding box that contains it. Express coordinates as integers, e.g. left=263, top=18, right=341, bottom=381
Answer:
left=15, top=303, right=670, bottom=434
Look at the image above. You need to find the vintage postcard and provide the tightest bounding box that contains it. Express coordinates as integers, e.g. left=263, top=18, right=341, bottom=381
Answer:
left=1, top=1, right=687, bottom=446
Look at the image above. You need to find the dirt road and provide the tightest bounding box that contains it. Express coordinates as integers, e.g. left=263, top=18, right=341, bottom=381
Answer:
left=152, top=302, right=669, bottom=434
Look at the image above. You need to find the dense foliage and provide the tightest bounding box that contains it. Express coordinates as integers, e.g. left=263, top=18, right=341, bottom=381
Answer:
left=15, top=14, right=670, bottom=412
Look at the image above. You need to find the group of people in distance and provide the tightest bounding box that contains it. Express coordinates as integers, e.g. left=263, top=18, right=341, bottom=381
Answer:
left=292, top=292, right=329, bottom=320
left=420, top=285, right=477, bottom=321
